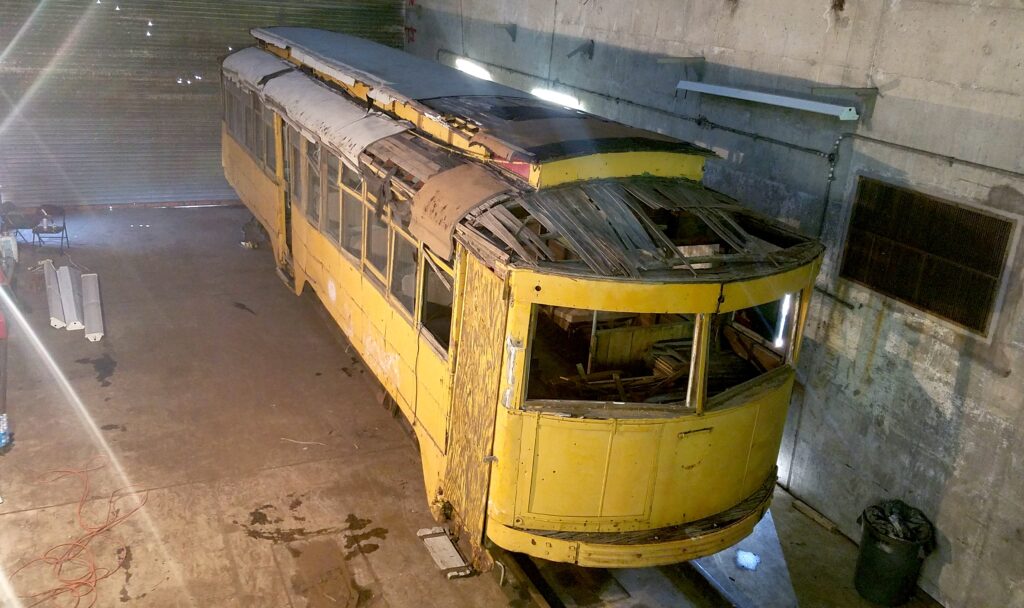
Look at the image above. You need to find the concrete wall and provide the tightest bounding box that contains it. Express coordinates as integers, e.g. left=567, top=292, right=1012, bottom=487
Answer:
left=405, top=2, right=1024, bottom=606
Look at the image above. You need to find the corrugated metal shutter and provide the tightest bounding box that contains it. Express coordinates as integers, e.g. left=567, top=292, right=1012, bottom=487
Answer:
left=0, top=0, right=403, bottom=207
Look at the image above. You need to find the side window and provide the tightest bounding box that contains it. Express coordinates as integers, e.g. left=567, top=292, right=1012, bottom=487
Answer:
left=422, top=256, right=454, bottom=351
left=324, top=153, right=341, bottom=241
left=223, top=80, right=234, bottom=133
left=342, top=163, right=362, bottom=191
left=263, top=109, right=276, bottom=172
left=341, top=191, right=363, bottom=259
left=244, top=91, right=255, bottom=152
left=390, top=233, right=418, bottom=315
left=253, top=94, right=265, bottom=164
left=305, top=140, right=320, bottom=225
left=287, top=126, right=303, bottom=214
left=365, top=211, right=389, bottom=278
left=706, top=295, right=796, bottom=398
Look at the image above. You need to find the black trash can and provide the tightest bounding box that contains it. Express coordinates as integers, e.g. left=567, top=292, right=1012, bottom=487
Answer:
left=854, top=500, right=935, bottom=606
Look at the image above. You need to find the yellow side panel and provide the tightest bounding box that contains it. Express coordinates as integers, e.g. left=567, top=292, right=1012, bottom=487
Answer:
left=527, top=419, right=659, bottom=521
left=719, top=262, right=821, bottom=312
left=510, top=270, right=723, bottom=315
left=529, top=421, right=609, bottom=517
left=305, top=226, right=327, bottom=289
left=651, top=410, right=756, bottom=524
left=532, top=151, right=705, bottom=189
left=221, top=127, right=281, bottom=259
left=743, top=379, right=792, bottom=488
left=290, top=216, right=311, bottom=293
left=488, top=406, right=524, bottom=525
left=415, top=339, right=451, bottom=453
left=384, top=311, right=418, bottom=415
left=500, top=369, right=793, bottom=532
left=602, top=425, right=660, bottom=518
left=362, top=282, right=390, bottom=335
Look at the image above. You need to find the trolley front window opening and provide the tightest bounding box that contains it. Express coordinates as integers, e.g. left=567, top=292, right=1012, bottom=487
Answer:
left=524, top=294, right=798, bottom=411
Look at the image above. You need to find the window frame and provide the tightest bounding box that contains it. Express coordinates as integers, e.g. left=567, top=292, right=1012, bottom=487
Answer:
left=839, top=176, right=1020, bottom=339
left=304, top=139, right=321, bottom=226
left=286, top=125, right=304, bottom=216
left=419, top=249, right=456, bottom=356
left=362, top=206, right=389, bottom=290
left=339, top=182, right=365, bottom=265
left=389, top=227, right=420, bottom=321
left=262, top=104, right=277, bottom=177
left=322, top=150, right=342, bottom=243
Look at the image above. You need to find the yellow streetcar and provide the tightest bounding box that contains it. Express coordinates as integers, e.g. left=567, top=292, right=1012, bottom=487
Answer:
left=220, top=28, right=823, bottom=570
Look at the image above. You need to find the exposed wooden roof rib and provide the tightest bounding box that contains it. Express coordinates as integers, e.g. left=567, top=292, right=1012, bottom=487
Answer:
left=464, top=178, right=822, bottom=279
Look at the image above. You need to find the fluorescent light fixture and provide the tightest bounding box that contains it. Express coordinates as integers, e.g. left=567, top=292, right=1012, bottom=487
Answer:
left=530, top=87, right=582, bottom=110
left=454, top=58, right=492, bottom=81
left=774, top=293, right=792, bottom=348
left=676, top=80, right=859, bottom=121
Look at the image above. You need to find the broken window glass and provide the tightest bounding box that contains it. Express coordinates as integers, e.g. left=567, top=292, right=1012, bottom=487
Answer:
left=391, top=233, right=418, bottom=315
left=705, top=294, right=795, bottom=398
left=365, top=211, right=388, bottom=279
left=526, top=306, right=697, bottom=405
left=341, top=192, right=362, bottom=259
left=422, top=257, right=453, bottom=351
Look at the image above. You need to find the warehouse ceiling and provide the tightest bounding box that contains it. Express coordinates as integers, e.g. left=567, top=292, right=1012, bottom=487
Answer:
left=0, top=0, right=403, bottom=207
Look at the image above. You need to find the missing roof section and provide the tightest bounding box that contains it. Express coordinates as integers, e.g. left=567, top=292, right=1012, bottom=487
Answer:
left=460, top=178, right=822, bottom=280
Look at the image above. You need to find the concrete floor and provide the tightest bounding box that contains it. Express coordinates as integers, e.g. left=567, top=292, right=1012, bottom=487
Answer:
left=0, top=206, right=937, bottom=607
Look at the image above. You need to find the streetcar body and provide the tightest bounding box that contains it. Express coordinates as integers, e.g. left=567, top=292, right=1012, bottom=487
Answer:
left=220, top=27, right=823, bottom=569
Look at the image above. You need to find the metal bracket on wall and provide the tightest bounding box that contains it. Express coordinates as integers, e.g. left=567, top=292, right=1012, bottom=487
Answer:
left=497, top=23, right=517, bottom=42
left=676, top=80, right=861, bottom=121
left=658, top=55, right=706, bottom=80
left=568, top=39, right=595, bottom=60
left=811, top=86, right=879, bottom=121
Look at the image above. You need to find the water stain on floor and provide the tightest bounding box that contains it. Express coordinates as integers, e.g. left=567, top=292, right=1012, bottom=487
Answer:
left=76, top=353, right=117, bottom=387
left=236, top=497, right=388, bottom=562
left=116, top=545, right=148, bottom=603
left=288, top=539, right=370, bottom=608
left=233, top=301, right=257, bottom=315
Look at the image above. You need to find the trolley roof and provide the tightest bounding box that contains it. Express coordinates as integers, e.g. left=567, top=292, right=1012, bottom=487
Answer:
left=250, top=27, right=709, bottom=165
left=222, top=43, right=822, bottom=281
left=252, top=27, right=528, bottom=102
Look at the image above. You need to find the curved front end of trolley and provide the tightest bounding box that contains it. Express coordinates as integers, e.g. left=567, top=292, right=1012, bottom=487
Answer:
left=484, top=258, right=820, bottom=568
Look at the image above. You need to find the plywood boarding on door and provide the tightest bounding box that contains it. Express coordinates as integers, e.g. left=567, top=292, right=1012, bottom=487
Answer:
left=443, top=255, right=508, bottom=570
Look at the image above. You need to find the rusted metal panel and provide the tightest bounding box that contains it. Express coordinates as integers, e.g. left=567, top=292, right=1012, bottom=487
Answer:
left=443, top=255, right=508, bottom=570
left=409, top=164, right=514, bottom=259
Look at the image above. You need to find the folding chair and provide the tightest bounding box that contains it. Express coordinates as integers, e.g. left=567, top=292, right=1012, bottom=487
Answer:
left=0, top=202, right=40, bottom=245
left=32, top=205, right=70, bottom=254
